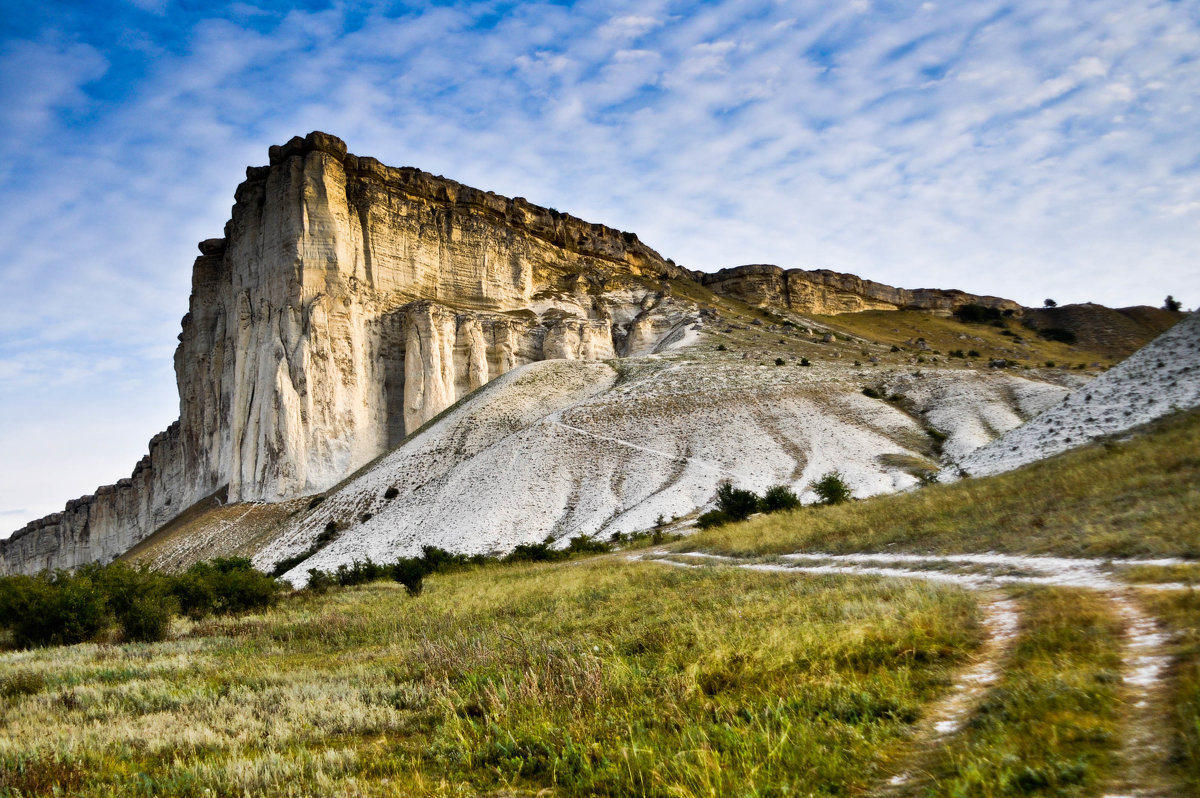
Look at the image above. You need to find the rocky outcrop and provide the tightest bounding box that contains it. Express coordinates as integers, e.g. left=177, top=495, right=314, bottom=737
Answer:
left=701, top=264, right=1022, bottom=316
left=1, top=132, right=697, bottom=575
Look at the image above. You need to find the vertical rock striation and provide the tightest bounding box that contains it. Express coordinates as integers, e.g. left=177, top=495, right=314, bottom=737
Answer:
left=2, top=132, right=694, bottom=574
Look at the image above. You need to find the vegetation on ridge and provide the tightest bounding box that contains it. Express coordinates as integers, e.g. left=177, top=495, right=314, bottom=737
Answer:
left=679, top=407, right=1200, bottom=559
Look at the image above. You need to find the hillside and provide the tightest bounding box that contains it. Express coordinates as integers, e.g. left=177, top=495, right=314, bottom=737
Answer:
left=956, top=311, right=1200, bottom=477
left=5, top=398, right=1200, bottom=796
left=0, top=130, right=1183, bottom=578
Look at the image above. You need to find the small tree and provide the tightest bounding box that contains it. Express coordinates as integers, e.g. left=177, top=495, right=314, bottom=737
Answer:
left=1165, top=295, right=1183, bottom=312
left=810, top=471, right=852, bottom=505
left=1043, top=298, right=1057, bottom=308
left=715, top=482, right=760, bottom=521
left=759, top=485, right=801, bottom=513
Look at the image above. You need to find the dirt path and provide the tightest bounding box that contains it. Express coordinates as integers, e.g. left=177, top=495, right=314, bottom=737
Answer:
left=1101, top=593, right=1179, bottom=798
left=876, top=595, right=1020, bottom=796
left=636, top=550, right=1185, bottom=797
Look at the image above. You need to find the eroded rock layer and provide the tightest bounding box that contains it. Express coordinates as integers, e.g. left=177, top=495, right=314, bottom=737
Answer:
left=1, top=132, right=696, bottom=575
left=701, top=264, right=1022, bottom=316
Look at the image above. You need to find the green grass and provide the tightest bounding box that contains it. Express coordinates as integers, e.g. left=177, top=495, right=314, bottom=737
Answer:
left=916, top=587, right=1123, bottom=796
left=1113, top=562, right=1200, bottom=585
left=808, top=310, right=1126, bottom=369
left=0, top=559, right=982, bottom=796
left=679, top=408, right=1200, bottom=559
left=1142, top=590, right=1200, bottom=792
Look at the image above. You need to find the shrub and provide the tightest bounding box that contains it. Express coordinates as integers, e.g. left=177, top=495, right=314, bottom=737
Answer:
left=696, top=510, right=731, bottom=530
left=318, top=522, right=340, bottom=544
left=810, top=471, right=852, bottom=505
left=716, top=344, right=727, bottom=351
left=775, top=358, right=785, bottom=366
left=954, top=303, right=1002, bottom=323
left=799, top=358, right=811, bottom=367
left=564, top=534, right=612, bottom=557
left=504, top=540, right=558, bottom=563
left=92, top=563, right=177, bottom=643
left=391, top=559, right=429, bottom=596
left=759, top=485, right=801, bottom=513
left=335, top=559, right=391, bottom=587
left=306, top=495, right=324, bottom=510
left=0, top=571, right=109, bottom=648
left=173, top=558, right=278, bottom=619
left=968, top=349, right=981, bottom=358
left=1038, top=327, right=1077, bottom=344
left=383, top=486, right=400, bottom=499
left=1165, top=295, right=1182, bottom=312
left=890, top=345, right=901, bottom=353
left=715, top=482, right=761, bottom=521
left=948, top=349, right=965, bottom=358
left=305, top=569, right=334, bottom=595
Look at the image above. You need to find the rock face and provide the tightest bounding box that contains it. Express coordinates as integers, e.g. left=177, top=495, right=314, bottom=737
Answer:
left=1, top=132, right=696, bottom=575
left=701, top=264, right=1021, bottom=316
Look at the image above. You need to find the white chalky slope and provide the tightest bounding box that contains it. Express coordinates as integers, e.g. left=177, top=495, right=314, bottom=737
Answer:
left=956, top=313, right=1200, bottom=477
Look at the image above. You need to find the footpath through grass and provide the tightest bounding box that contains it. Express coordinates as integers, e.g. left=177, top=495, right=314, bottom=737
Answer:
left=1143, top=590, right=1200, bottom=793
left=913, top=587, right=1123, bottom=797
left=0, top=559, right=981, bottom=797
left=681, top=408, right=1200, bottom=560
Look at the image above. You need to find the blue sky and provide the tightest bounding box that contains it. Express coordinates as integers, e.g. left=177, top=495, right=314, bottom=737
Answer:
left=2, top=0, right=1199, bottom=532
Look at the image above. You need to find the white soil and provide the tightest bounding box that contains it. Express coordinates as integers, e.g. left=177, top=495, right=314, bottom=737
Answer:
left=957, top=313, right=1200, bottom=478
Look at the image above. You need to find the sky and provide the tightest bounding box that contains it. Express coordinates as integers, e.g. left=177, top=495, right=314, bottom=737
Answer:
left=1, top=0, right=1199, bottom=534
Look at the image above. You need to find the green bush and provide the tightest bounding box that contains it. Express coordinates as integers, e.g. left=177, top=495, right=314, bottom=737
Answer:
left=954, top=304, right=1002, bottom=323
left=1038, top=327, right=1077, bottom=344
left=759, top=485, right=801, bottom=513
left=968, top=349, right=981, bottom=358
left=0, top=571, right=109, bottom=648
left=390, top=559, right=429, bottom=596
left=173, top=558, right=278, bottom=619
left=811, top=471, right=852, bottom=505
left=305, top=569, right=334, bottom=595
left=384, top=486, right=400, bottom=499
left=774, top=358, right=785, bottom=366
left=92, top=563, right=177, bottom=643
left=715, top=482, right=761, bottom=521
left=695, top=510, right=732, bottom=530
left=799, top=357, right=811, bottom=367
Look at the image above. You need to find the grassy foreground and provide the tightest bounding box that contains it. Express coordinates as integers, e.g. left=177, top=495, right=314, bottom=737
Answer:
left=680, top=408, right=1200, bottom=559
left=0, top=560, right=981, bottom=796
left=917, top=588, right=1123, bottom=797
left=1144, top=590, right=1200, bottom=793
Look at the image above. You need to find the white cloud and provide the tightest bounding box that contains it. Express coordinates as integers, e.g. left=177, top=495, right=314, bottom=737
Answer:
left=1, top=0, right=1199, bottom=532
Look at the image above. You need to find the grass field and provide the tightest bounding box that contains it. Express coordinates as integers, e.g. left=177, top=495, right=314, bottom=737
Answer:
left=914, top=587, right=1124, bottom=797
left=0, top=561, right=983, bottom=796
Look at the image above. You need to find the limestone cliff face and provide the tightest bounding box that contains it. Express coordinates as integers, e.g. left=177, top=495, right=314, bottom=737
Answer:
left=1, top=131, right=1037, bottom=576
left=1, top=132, right=695, bottom=575
left=701, top=264, right=1022, bottom=315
